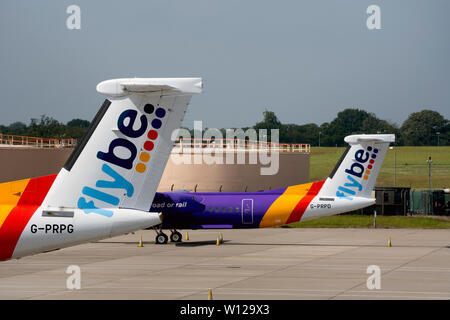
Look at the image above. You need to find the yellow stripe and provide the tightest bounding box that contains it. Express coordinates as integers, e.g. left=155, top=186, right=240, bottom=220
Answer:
left=0, top=178, right=30, bottom=228
left=259, top=183, right=313, bottom=228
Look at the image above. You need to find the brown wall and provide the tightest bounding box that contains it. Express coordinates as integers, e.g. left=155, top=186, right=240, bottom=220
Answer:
left=0, top=147, right=73, bottom=182
left=0, top=147, right=310, bottom=191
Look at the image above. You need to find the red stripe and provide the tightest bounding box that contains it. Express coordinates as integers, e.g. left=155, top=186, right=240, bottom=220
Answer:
left=16, top=174, right=57, bottom=205
left=0, top=174, right=56, bottom=261
left=285, top=180, right=325, bottom=224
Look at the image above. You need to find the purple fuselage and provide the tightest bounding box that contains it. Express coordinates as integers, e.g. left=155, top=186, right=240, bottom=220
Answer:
left=152, top=188, right=286, bottom=229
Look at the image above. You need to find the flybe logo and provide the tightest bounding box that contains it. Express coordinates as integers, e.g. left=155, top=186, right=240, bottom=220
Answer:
left=77, top=103, right=167, bottom=217
left=336, top=146, right=378, bottom=200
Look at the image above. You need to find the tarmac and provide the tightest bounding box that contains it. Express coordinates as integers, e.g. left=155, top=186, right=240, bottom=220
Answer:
left=0, top=228, right=449, bottom=300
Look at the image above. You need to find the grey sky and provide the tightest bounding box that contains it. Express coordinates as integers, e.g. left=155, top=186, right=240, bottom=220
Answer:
left=1, top=0, right=449, bottom=129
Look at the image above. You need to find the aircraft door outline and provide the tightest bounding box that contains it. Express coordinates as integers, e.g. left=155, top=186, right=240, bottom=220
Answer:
left=241, top=199, right=253, bottom=224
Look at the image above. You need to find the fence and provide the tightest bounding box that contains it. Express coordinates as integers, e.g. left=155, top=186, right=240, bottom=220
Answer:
left=410, top=189, right=450, bottom=215
left=0, top=134, right=77, bottom=148
left=0, top=134, right=310, bottom=153
left=172, top=138, right=310, bottom=153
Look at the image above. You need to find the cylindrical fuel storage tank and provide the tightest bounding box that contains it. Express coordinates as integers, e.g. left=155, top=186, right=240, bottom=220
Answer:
left=158, top=149, right=309, bottom=192
left=0, top=145, right=310, bottom=192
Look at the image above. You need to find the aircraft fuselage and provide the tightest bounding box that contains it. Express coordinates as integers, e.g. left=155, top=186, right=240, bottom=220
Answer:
left=153, top=180, right=374, bottom=230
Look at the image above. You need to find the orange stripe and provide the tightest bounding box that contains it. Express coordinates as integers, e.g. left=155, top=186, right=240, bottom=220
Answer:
left=0, top=174, right=56, bottom=261
left=285, top=180, right=325, bottom=224
left=259, top=183, right=313, bottom=228
left=0, top=178, right=30, bottom=229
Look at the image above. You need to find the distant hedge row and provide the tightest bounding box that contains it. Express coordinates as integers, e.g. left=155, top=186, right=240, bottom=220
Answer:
left=1, top=109, right=448, bottom=146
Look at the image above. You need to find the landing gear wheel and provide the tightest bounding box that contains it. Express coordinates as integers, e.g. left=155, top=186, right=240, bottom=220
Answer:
left=170, top=231, right=182, bottom=243
left=155, top=233, right=168, bottom=244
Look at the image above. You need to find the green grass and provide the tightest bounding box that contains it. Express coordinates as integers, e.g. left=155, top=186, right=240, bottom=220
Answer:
left=309, top=146, right=450, bottom=189
left=281, top=215, right=450, bottom=229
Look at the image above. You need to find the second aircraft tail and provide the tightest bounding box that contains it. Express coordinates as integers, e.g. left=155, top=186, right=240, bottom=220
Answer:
left=318, top=134, right=395, bottom=200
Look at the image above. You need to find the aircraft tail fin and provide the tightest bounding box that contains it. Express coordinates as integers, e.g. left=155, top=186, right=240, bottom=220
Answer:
left=42, top=78, right=202, bottom=215
left=318, top=134, right=395, bottom=200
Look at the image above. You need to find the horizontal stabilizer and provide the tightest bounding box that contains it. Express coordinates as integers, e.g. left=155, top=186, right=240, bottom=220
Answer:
left=96, top=78, right=203, bottom=98
left=344, top=134, right=395, bottom=144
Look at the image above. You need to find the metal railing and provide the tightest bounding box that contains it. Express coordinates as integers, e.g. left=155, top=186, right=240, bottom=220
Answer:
left=0, top=133, right=77, bottom=148
left=172, top=138, right=310, bottom=153
left=0, top=134, right=310, bottom=152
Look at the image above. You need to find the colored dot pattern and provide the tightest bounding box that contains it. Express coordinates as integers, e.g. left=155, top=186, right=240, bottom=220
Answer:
left=151, top=119, right=162, bottom=129
left=140, top=152, right=150, bottom=162
left=363, top=147, right=379, bottom=180
left=147, top=130, right=158, bottom=140
left=155, top=108, right=166, bottom=118
left=144, top=141, right=154, bottom=151
left=144, top=104, right=154, bottom=114
left=135, top=104, right=167, bottom=173
left=136, top=163, right=146, bottom=173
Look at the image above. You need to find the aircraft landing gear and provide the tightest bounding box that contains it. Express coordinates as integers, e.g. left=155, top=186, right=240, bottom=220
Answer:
left=153, top=227, right=182, bottom=244
left=170, top=230, right=182, bottom=243
left=153, top=226, right=168, bottom=244
left=155, top=232, right=168, bottom=244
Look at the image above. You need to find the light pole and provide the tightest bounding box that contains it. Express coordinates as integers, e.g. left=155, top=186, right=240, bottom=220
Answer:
left=390, top=146, right=396, bottom=187
left=427, top=156, right=433, bottom=190
left=437, top=132, right=440, bottom=146
left=427, top=156, right=433, bottom=214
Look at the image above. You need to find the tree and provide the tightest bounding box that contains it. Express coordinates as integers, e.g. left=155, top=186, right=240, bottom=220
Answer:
left=65, top=119, right=91, bottom=140
left=6, top=122, right=27, bottom=135
left=254, top=110, right=282, bottom=141
left=282, top=123, right=321, bottom=144
left=361, top=114, right=399, bottom=138
left=28, top=115, right=65, bottom=139
left=323, top=109, right=371, bottom=146
left=254, top=110, right=282, bottom=130
left=2, top=108, right=447, bottom=147
left=67, top=119, right=90, bottom=128
left=400, top=110, right=449, bottom=146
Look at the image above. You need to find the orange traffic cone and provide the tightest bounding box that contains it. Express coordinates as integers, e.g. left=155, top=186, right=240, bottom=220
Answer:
left=208, top=288, right=213, bottom=300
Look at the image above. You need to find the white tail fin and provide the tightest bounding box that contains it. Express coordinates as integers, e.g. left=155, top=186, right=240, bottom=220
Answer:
left=42, top=78, right=202, bottom=215
left=319, top=134, right=395, bottom=199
